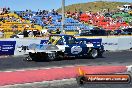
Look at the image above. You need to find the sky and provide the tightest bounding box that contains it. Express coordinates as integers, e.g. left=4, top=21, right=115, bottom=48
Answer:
left=0, top=0, right=132, bottom=11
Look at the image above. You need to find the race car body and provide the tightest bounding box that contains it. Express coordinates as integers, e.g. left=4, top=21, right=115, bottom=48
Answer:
left=26, top=34, right=104, bottom=61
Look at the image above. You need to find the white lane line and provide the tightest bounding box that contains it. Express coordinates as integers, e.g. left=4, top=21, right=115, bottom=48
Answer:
left=1, top=64, right=132, bottom=73
left=0, top=64, right=87, bottom=72
left=0, top=78, right=76, bottom=88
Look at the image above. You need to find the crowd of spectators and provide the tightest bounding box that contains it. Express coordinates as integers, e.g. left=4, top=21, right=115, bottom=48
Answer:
left=65, top=9, right=82, bottom=20
left=42, top=16, right=53, bottom=26
left=0, top=15, right=22, bottom=23
left=0, top=7, right=19, bottom=23
left=79, top=11, right=130, bottom=30
left=23, top=28, right=42, bottom=37
left=36, top=9, right=58, bottom=16
left=14, top=9, right=34, bottom=19
left=15, top=9, right=60, bottom=27
left=0, top=7, right=10, bottom=15
left=14, top=8, right=132, bottom=35
left=0, top=6, right=132, bottom=38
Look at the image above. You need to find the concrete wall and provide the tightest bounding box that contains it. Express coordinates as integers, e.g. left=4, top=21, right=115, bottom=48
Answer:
left=0, top=36, right=132, bottom=55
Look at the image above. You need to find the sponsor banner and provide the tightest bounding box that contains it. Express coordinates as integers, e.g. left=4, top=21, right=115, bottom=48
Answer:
left=118, top=37, right=132, bottom=50
left=102, top=38, right=118, bottom=50
left=0, top=41, right=16, bottom=55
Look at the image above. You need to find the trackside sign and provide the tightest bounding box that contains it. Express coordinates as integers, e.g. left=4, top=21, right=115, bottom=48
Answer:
left=0, top=41, right=16, bottom=55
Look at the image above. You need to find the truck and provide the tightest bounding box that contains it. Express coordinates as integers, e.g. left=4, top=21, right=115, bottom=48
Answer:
left=26, top=34, right=104, bottom=61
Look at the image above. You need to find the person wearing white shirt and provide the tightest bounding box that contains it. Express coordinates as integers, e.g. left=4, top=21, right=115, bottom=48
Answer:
left=0, top=29, right=4, bottom=38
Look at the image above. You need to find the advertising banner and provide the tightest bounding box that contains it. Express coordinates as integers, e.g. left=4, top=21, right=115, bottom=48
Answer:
left=102, top=38, right=119, bottom=50
left=118, top=37, right=132, bottom=50
left=0, top=41, right=16, bottom=55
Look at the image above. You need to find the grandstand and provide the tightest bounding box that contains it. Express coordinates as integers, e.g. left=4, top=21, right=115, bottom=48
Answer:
left=0, top=2, right=132, bottom=38
left=14, top=9, right=130, bottom=32
left=112, top=12, right=132, bottom=23
left=15, top=10, right=91, bottom=31
left=79, top=12, right=130, bottom=30
left=0, top=10, right=43, bottom=38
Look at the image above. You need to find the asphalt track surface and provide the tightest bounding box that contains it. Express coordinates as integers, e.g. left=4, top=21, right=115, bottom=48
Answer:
left=0, top=51, right=132, bottom=71
left=0, top=51, right=132, bottom=88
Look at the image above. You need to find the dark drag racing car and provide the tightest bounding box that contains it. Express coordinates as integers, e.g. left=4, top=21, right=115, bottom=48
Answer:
left=26, top=34, right=104, bottom=61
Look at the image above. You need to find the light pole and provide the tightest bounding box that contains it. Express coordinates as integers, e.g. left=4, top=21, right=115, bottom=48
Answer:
left=61, top=0, right=65, bottom=34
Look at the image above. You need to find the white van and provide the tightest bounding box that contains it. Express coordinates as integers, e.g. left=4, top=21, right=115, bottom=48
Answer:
left=120, top=5, right=132, bottom=12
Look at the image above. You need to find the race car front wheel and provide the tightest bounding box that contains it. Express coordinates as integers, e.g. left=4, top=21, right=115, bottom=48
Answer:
left=89, top=49, right=98, bottom=59
left=46, top=52, right=56, bottom=61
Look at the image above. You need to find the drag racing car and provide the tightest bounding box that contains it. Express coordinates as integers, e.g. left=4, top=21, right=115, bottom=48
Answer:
left=26, top=34, right=104, bottom=61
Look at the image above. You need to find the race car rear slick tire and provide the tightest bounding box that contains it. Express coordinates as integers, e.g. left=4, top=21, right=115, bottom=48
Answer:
left=89, top=49, right=98, bottom=59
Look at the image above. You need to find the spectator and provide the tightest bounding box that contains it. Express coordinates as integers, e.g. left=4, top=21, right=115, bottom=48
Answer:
left=55, top=11, right=58, bottom=15
left=56, top=28, right=61, bottom=34
left=23, top=29, right=29, bottom=37
left=52, top=9, right=55, bottom=15
left=31, top=24, right=34, bottom=28
left=77, top=27, right=81, bottom=35
left=66, top=10, right=71, bottom=18
left=28, top=30, right=34, bottom=37
left=7, top=7, right=10, bottom=11
left=36, top=12, right=38, bottom=15
left=36, top=29, right=40, bottom=36
left=79, top=9, right=83, bottom=16
left=0, top=29, right=4, bottom=38
left=39, top=10, right=42, bottom=15
left=42, top=10, right=46, bottom=15
left=33, top=30, right=37, bottom=37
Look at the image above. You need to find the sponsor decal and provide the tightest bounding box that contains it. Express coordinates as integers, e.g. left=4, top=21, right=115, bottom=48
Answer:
left=40, top=40, right=48, bottom=44
left=71, top=46, right=82, bottom=54
left=102, top=43, right=118, bottom=45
